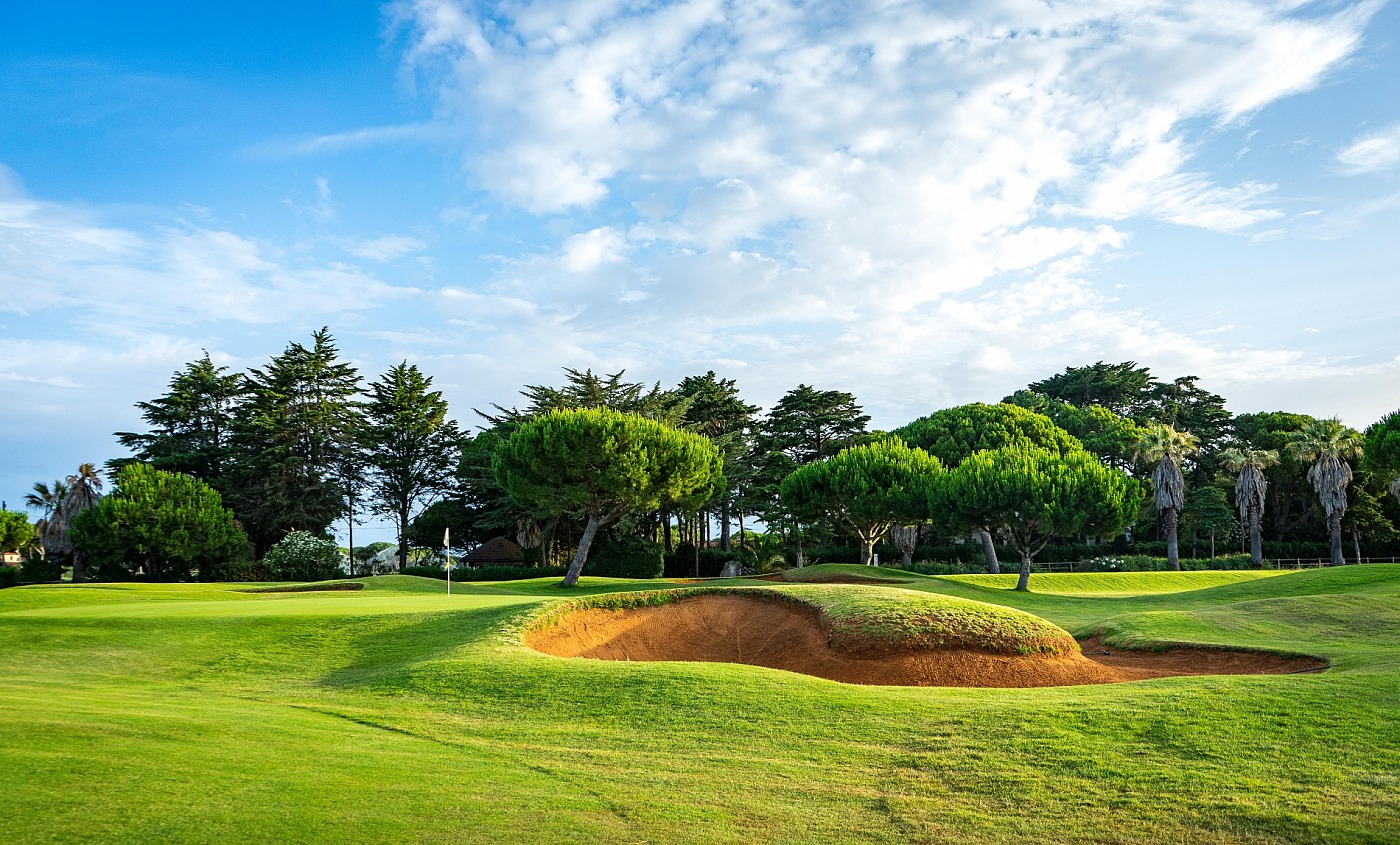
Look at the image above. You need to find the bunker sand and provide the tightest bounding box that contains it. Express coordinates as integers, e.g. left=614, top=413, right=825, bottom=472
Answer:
left=525, top=593, right=1327, bottom=687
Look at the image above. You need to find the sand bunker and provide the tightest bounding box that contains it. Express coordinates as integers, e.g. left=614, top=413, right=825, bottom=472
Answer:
left=524, top=593, right=1326, bottom=687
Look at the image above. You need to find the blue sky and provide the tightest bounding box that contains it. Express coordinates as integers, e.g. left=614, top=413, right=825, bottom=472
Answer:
left=3, top=1, right=1399, bottom=542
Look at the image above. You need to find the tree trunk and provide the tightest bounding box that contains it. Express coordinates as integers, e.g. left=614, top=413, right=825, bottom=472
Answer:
left=1328, top=510, right=1344, bottom=566
left=978, top=529, right=1001, bottom=575
left=1164, top=508, right=1181, bottom=571
left=347, top=497, right=355, bottom=577
left=1209, top=528, right=1215, bottom=560
left=795, top=530, right=804, bottom=568
left=561, top=513, right=603, bottom=587
left=663, top=511, right=672, bottom=553
left=1248, top=508, right=1265, bottom=568
left=738, top=511, right=746, bottom=548
left=693, top=536, right=701, bottom=578
left=859, top=539, right=873, bottom=566
left=1353, top=527, right=1362, bottom=566
left=70, top=552, right=86, bottom=584
left=720, top=499, right=731, bottom=553
left=541, top=518, right=557, bottom=566
left=397, top=506, right=410, bottom=571
left=1016, top=550, right=1032, bottom=592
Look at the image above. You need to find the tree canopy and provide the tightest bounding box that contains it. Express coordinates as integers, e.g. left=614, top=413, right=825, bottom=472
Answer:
left=934, top=445, right=1140, bottom=590
left=780, top=439, right=943, bottom=566
left=68, top=463, right=247, bottom=582
left=493, top=409, right=724, bottom=586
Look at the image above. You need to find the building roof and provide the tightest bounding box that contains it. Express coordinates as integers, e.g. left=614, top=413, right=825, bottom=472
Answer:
left=465, top=536, right=524, bottom=564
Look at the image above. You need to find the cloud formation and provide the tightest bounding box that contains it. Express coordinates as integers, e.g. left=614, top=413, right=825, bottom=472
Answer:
left=1337, top=122, right=1400, bottom=174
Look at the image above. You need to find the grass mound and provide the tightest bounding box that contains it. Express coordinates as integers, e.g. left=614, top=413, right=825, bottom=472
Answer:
left=528, top=583, right=1079, bottom=657
left=764, top=563, right=924, bottom=585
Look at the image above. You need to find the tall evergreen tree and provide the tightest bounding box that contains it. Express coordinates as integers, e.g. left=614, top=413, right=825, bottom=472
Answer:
left=225, top=328, right=362, bottom=553
left=360, top=363, right=461, bottom=570
left=113, top=353, right=246, bottom=486
left=676, top=372, right=759, bottom=552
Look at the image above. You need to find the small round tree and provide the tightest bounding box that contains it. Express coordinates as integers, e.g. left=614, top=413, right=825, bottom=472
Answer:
left=493, top=408, right=724, bottom=587
left=780, top=439, right=944, bottom=566
left=934, top=445, right=1140, bottom=591
left=68, top=463, right=246, bottom=581
left=1364, top=410, right=1400, bottom=505
left=894, top=402, right=1082, bottom=573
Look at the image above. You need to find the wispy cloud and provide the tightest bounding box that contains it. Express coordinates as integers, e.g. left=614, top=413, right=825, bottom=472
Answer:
left=1337, top=122, right=1400, bottom=174
left=248, top=121, right=447, bottom=157
left=343, top=234, right=428, bottom=261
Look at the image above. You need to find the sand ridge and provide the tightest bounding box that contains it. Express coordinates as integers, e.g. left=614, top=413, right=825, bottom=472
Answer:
left=524, top=592, right=1327, bottom=687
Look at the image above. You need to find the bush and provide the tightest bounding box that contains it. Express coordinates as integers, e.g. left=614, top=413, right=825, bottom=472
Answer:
left=207, top=558, right=277, bottom=582
left=20, top=556, right=64, bottom=583
left=261, top=532, right=345, bottom=582
left=401, top=564, right=572, bottom=582
left=663, top=543, right=734, bottom=578
left=588, top=537, right=665, bottom=579
left=0, top=566, right=18, bottom=589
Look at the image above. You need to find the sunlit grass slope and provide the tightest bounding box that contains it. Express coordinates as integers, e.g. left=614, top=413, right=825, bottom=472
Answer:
left=2, top=567, right=1397, bottom=844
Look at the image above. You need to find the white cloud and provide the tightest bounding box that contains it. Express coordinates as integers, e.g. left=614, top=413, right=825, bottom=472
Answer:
left=1337, top=122, right=1400, bottom=174
left=344, top=235, right=429, bottom=260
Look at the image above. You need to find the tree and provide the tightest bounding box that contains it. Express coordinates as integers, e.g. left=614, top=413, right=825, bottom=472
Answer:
left=934, top=445, right=1140, bottom=591
left=1137, top=425, right=1199, bottom=571
left=1287, top=418, right=1365, bottom=566
left=1364, top=410, right=1400, bottom=505
left=894, top=402, right=1081, bottom=573
left=1220, top=446, right=1280, bottom=567
left=24, top=479, right=69, bottom=559
left=113, top=353, right=246, bottom=486
left=1234, top=411, right=1323, bottom=542
left=0, top=510, right=36, bottom=556
left=62, top=463, right=104, bottom=582
left=1180, top=486, right=1235, bottom=559
left=1027, top=361, right=1158, bottom=418
left=68, top=463, right=246, bottom=581
left=1342, top=480, right=1396, bottom=564
left=360, top=363, right=462, bottom=570
left=225, top=328, right=362, bottom=553
left=493, top=409, right=724, bottom=587
left=780, top=439, right=943, bottom=566
left=1003, top=392, right=1147, bottom=471
left=758, top=385, right=870, bottom=465
left=676, top=372, right=759, bottom=553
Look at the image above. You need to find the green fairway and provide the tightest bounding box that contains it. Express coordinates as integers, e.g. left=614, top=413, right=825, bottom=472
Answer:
left=2, top=567, right=1398, bottom=844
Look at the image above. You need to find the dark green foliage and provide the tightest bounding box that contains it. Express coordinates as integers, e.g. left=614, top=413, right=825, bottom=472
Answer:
left=1233, top=411, right=1324, bottom=542
left=780, top=439, right=943, bottom=565
left=1026, top=361, right=1159, bottom=417
left=584, top=537, right=665, bottom=579
left=1364, top=410, right=1400, bottom=501
left=113, top=353, right=246, bottom=486
left=662, top=543, right=732, bottom=577
left=0, top=566, right=17, bottom=588
left=360, top=362, right=461, bottom=569
left=68, top=464, right=247, bottom=581
left=1003, top=392, right=1146, bottom=470
left=406, top=499, right=489, bottom=550
left=1180, top=485, right=1237, bottom=557
left=20, top=556, right=64, bottom=583
left=757, top=384, right=870, bottom=465
left=223, top=329, right=362, bottom=554
left=205, top=557, right=276, bottom=582
left=481, top=367, right=689, bottom=427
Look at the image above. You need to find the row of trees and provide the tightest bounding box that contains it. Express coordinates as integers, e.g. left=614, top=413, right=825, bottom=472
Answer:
left=17, top=335, right=1400, bottom=584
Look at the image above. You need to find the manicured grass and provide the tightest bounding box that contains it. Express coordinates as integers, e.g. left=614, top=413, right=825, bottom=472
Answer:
left=942, top=569, right=1286, bottom=596
left=2, top=567, right=1398, bottom=843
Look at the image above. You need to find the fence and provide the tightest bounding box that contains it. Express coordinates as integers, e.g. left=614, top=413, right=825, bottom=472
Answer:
left=1273, top=557, right=1400, bottom=569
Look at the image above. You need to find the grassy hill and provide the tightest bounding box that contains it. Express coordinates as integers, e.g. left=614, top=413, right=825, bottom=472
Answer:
left=2, top=566, right=1397, bottom=843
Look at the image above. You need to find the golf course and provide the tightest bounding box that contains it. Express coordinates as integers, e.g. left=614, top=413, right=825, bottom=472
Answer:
left=2, top=564, right=1397, bottom=844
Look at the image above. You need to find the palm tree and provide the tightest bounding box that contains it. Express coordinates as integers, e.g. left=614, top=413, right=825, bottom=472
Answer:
left=1287, top=418, right=1364, bottom=566
left=1137, top=424, right=1199, bottom=571
left=24, top=479, right=70, bottom=559
left=62, top=464, right=104, bottom=581
left=1219, top=446, right=1279, bottom=568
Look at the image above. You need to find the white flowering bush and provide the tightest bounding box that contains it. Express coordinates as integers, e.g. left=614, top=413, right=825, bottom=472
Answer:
left=262, top=531, right=345, bottom=582
left=1083, top=555, right=1126, bottom=572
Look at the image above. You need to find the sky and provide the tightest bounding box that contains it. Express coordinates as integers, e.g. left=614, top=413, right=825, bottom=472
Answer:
left=2, top=0, right=1399, bottom=542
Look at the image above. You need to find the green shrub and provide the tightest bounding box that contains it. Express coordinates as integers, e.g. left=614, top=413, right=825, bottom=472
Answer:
left=261, top=532, right=345, bottom=582
left=0, top=566, right=19, bottom=589
left=400, top=564, right=573, bottom=582
left=20, top=556, right=63, bottom=583
left=663, top=543, right=732, bottom=577
left=588, top=537, right=665, bottom=579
